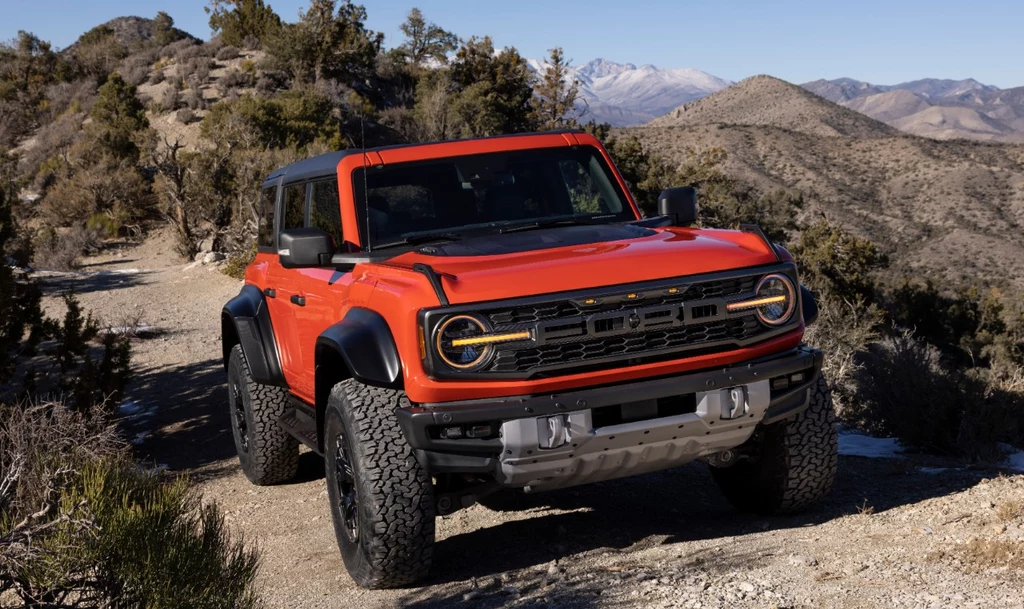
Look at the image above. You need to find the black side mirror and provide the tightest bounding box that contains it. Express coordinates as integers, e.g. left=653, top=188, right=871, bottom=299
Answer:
left=279, top=227, right=334, bottom=268
left=657, top=187, right=698, bottom=226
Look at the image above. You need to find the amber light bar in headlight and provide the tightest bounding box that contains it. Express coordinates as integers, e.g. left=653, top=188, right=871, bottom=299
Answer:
left=725, top=295, right=787, bottom=312
left=450, top=331, right=532, bottom=347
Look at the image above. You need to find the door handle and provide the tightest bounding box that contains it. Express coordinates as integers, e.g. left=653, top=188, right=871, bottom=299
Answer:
left=290, top=295, right=306, bottom=307
left=263, top=288, right=276, bottom=298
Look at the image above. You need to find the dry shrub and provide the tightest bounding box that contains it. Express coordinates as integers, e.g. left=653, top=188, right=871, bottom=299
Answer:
left=954, top=539, right=1024, bottom=572
left=851, top=331, right=1018, bottom=459
left=219, top=69, right=252, bottom=94
left=994, top=499, right=1023, bottom=522
left=31, top=226, right=100, bottom=271
left=44, top=77, right=98, bottom=120
left=0, top=402, right=261, bottom=608
left=148, top=68, right=166, bottom=85
left=802, top=291, right=881, bottom=414
left=216, top=45, right=240, bottom=61
left=156, top=86, right=179, bottom=113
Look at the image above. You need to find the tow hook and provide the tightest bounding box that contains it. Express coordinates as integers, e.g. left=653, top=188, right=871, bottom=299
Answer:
left=706, top=449, right=737, bottom=468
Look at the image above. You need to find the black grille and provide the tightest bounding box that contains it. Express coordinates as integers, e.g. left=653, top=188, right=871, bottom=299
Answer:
left=485, top=276, right=755, bottom=326
left=490, top=317, right=761, bottom=373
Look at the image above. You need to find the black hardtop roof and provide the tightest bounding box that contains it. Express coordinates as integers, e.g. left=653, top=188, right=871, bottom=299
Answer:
left=260, top=130, right=584, bottom=188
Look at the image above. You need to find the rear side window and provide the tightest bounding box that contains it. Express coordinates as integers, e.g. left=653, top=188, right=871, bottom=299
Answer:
left=258, top=186, right=276, bottom=248
left=309, top=179, right=342, bottom=249
left=282, top=183, right=306, bottom=230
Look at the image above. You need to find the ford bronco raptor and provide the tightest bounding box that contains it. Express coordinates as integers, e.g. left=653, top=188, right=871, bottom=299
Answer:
left=221, top=131, right=837, bottom=588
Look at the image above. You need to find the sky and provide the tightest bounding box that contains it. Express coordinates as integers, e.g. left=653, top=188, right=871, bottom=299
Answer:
left=1, top=0, right=1022, bottom=88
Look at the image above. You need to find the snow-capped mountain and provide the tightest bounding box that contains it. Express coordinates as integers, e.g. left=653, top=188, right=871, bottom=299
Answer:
left=528, top=58, right=732, bottom=126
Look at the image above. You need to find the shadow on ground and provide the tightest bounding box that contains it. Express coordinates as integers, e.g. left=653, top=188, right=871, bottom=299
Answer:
left=123, top=357, right=993, bottom=602
left=38, top=269, right=149, bottom=295
left=400, top=455, right=988, bottom=602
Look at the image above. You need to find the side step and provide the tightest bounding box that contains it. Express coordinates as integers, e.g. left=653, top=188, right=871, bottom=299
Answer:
left=278, top=404, right=320, bottom=453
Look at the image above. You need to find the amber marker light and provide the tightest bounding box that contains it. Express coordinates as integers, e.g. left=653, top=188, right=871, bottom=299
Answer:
left=726, top=295, right=787, bottom=312
left=450, top=331, right=532, bottom=347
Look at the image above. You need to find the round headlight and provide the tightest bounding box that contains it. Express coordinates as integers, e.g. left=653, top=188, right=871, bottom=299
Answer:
left=753, top=274, right=796, bottom=326
left=435, top=314, right=493, bottom=370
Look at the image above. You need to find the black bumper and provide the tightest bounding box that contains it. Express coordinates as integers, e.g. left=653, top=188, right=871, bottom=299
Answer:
left=397, top=346, right=823, bottom=472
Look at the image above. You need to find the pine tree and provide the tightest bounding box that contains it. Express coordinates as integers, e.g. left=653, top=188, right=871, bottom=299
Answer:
left=398, top=8, right=459, bottom=67
left=532, top=47, right=583, bottom=130
left=269, top=0, right=382, bottom=85
left=90, top=73, right=149, bottom=160
left=448, top=36, right=537, bottom=136
left=152, top=11, right=176, bottom=47
left=206, top=0, right=282, bottom=49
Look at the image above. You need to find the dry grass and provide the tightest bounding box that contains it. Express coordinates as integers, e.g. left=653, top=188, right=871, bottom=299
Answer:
left=994, top=499, right=1024, bottom=523
left=955, top=539, right=1024, bottom=572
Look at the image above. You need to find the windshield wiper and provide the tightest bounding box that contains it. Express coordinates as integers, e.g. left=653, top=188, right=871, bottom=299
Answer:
left=374, top=232, right=463, bottom=249
left=499, top=217, right=607, bottom=234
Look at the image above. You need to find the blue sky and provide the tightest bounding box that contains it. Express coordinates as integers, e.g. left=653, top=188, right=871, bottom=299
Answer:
left=2, top=0, right=1021, bottom=87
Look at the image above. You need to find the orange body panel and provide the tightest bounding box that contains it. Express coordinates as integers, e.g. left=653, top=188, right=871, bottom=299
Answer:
left=247, top=132, right=804, bottom=406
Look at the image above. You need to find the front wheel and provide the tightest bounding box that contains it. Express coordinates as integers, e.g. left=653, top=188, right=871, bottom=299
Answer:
left=710, top=373, right=838, bottom=515
left=324, top=379, right=435, bottom=589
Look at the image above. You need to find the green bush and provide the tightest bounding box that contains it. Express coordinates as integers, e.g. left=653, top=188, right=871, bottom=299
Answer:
left=0, top=406, right=260, bottom=609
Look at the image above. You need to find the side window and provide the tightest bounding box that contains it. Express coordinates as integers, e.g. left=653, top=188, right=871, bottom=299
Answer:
left=309, top=179, right=342, bottom=249
left=282, top=182, right=306, bottom=231
left=258, top=186, right=277, bottom=248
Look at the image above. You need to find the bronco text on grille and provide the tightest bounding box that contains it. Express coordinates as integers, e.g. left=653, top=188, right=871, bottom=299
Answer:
left=443, top=265, right=801, bottom=377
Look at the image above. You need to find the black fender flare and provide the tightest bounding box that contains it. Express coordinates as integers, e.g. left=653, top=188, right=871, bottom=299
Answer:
left=314, top=307, right=402, bottom=450
left=800, top=285, right=819, bottom=327
left=221, top=285, right=287, bottom=387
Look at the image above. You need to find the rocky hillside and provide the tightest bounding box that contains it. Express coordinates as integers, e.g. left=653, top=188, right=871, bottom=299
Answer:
left=650, top=75, right=897, bottom=138
left=630, top=78, right=1024, bottom=286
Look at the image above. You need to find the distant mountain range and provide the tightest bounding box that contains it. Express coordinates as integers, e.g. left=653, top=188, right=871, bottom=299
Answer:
left=527, top=58, right=731, bottom=126
left=801, top=78, right=1024, bottom=142
left=528, top=59, right=1024, bottom=141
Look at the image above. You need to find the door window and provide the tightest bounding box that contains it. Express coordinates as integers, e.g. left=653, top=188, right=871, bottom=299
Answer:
left=309, top=179, right=342, bottom=249
left=258, top=186, right=277, bottom=249
left=282, top=182, right=306, bottom=231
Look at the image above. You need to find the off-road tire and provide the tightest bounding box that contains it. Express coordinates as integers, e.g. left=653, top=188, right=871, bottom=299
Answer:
left=710, top=374, right=838, bottom=515
left=227, top=345, right=299, bottom=485
left=324, top=379, right=435, bottom=589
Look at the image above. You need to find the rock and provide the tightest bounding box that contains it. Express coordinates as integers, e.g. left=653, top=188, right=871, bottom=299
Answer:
left=462, top=590, right=481, bottom=601
left=789, top=554, right=818, bottom=567
left=199, top=237, right=215, bottom=253
left=737, top=582, right=756, bottom=593
left=203, top=252, right=226, bottom=264
left=501, top=586, right=520, bottom=597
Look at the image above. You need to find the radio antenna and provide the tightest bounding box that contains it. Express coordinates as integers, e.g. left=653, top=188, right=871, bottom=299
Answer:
left=360, top=114, right=371, bottom=253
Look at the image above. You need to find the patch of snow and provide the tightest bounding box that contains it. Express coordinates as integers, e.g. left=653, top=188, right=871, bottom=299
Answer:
left=838, top=432, right=903, bottom=458
left=33, top=268, right=145, bottom=278
left=1005, top=450, right=1024, bottom=472
left=132, top=430, right=151, bottom=445
left=919, top=467, right=951, bottom=475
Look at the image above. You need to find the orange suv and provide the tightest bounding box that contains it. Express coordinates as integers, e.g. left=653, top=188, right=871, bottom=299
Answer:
left=221, top=131, right=836, bottom=588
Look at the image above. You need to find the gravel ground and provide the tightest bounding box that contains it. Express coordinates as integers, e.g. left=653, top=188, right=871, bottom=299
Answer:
left=39, top=233, right=1024, bottom=609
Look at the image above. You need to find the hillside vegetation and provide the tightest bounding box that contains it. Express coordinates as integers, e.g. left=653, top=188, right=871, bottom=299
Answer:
left=633, top=77, right=1024, bottom=287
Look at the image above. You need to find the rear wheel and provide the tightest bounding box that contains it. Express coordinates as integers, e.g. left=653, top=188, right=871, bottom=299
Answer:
left=710, top=373, right=838, bottom=515
left=324, top=379, right=435, bottom=589
left=227, top=345, right=298, bottom=485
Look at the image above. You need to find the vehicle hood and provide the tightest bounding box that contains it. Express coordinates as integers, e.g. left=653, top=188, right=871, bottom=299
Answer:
left=386, top=225, right=781, bottom=306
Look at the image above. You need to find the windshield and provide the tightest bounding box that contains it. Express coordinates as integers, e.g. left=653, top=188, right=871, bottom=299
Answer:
left=352, top=146, right=636, bottom=249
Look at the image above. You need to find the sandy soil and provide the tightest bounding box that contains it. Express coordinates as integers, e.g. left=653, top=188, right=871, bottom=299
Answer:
left=38, top=232, right=1024, bottom=609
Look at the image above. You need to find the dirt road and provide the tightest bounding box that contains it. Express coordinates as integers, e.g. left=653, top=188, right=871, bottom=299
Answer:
left=40, top=235, right=1024, bottom=609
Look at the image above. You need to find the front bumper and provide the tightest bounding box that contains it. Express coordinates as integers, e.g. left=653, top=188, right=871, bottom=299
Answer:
left=397, top=346, right=822, bottom=491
